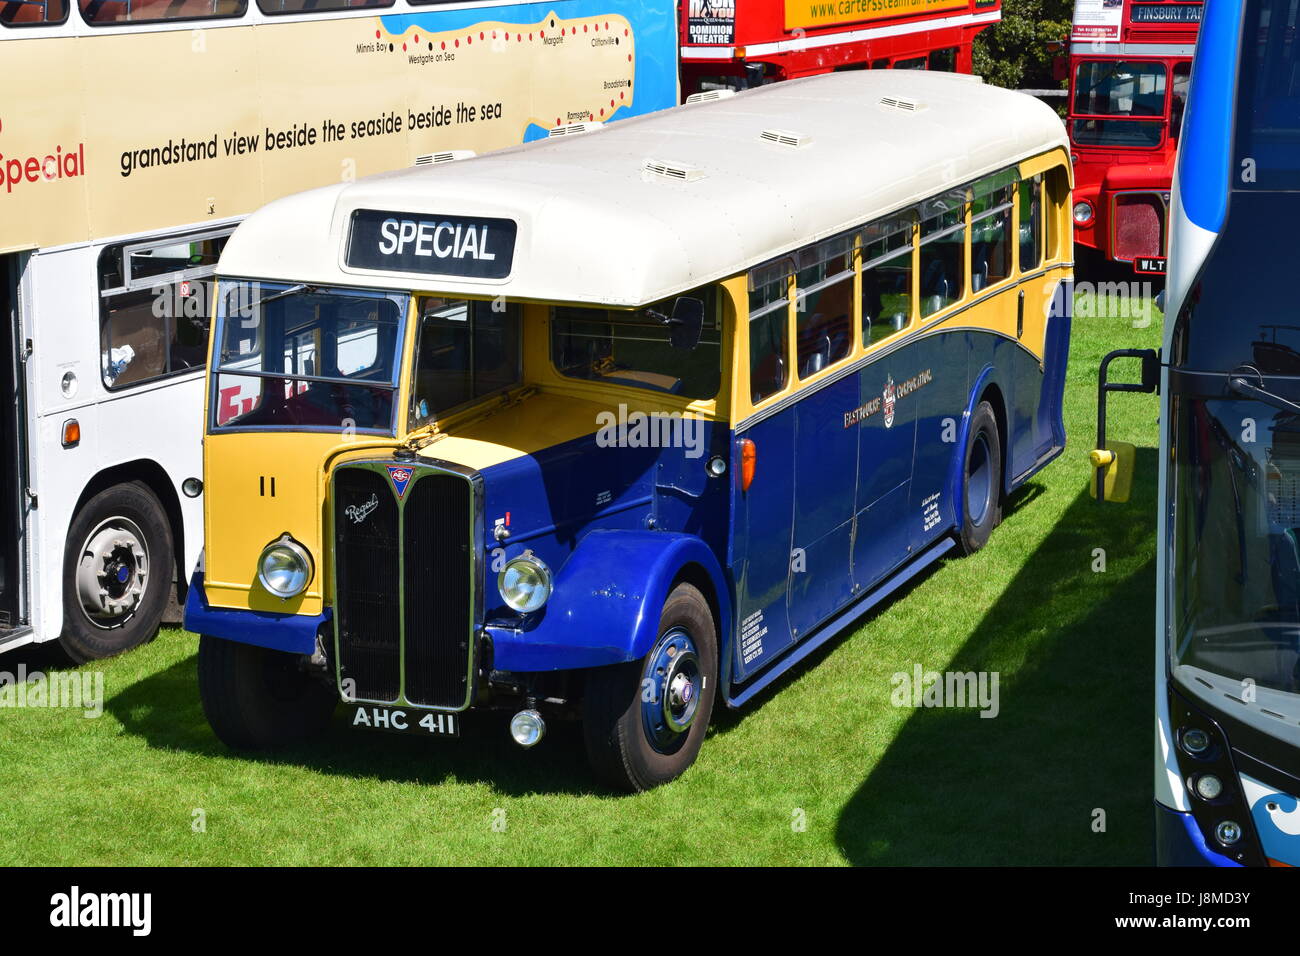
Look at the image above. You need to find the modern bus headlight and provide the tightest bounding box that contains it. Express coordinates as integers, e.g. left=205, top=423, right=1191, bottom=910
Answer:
left=498, top=553, right=552, bottom=613
left=257, top=535, right=314, bottom=599
left=1073, top=200, right=1095, bottom=225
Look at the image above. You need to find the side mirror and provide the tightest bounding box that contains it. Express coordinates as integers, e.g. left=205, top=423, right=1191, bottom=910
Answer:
left=667, top=296, right=705, bottom=350
left=1093, top=348, right=1160, bottom=503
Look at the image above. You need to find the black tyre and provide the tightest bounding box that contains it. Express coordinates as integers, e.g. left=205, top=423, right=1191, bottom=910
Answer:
left=198, top=634, right=337, bottom=751
left=583, top=582, right=718, bottom=792
left=957, top=400, right=1003, bottom=556
left=59, top=481, right=174, bottom=663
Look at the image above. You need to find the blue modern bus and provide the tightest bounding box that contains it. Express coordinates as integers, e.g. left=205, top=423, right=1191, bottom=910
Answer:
left=1096, top=0, right=1300, bottom=866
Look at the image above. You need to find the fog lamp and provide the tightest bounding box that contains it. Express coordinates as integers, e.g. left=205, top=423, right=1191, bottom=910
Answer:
left=510, top=709, right=546, bottom=747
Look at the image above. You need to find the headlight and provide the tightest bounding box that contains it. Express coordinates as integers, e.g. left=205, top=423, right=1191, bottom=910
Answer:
left=257, top=535, right=313, bottom=599
left=1073, top=200, right=1095, bottom=225
left=498, top=552, right=552, bottom=613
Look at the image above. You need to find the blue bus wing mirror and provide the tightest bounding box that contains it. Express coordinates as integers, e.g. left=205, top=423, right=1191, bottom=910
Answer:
left=666, top=296, right=705, bottom=351
left=1093, top=348, right=1160, bottom=503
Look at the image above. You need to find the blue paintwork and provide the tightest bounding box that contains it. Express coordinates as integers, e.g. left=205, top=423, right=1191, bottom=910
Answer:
left=488, top=529, right=731, bottom=671
left=378, top=0, right=678, bottom=131
left=1246, top=782, right=1300, bottom=865
left=1154, top=803, right=1242, bottom=867
left=183, top=572, right=324, bottom=656
left=1177, top=0, right=1244, bottom=233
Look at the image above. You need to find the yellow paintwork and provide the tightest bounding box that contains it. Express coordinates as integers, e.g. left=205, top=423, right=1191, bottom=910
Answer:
left=1090, top=442, right=1136, bottom=503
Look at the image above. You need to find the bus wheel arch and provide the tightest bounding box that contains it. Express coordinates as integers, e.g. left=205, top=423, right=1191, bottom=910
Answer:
left=58, top=461, right=183, bottom=661
left=977, top=381, right=1010, bottom=503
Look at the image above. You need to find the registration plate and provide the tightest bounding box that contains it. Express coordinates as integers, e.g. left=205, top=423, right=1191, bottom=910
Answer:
left=1134, top=256, right=1167, bottom=275
left=349, top=704, right=460, bottom=738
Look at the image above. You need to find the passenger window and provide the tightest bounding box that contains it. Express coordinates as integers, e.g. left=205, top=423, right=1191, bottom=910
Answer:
left=928, top=47, right=958, bottom=72
left=410, top=298, right=520, bottom=425
left=551, top=288, right=722, bottom=400
left=861, top=214, right=914, bottom=347
left=1019, top=175, right=1043, bottom=272
left=794, top=235, right=854, bottom=379
left=970, top=171, right=1015, bottom=291
left=748, top=260, right=791, bottom=403
left=1, top=0, right=67, bottom=25
left=258, top=0, right=388, bottom=12
left=919, top=190, right=966, bottom=317
left=80, top=0, right=245, bottom=24
left=99, top=230, right=232, bottom=390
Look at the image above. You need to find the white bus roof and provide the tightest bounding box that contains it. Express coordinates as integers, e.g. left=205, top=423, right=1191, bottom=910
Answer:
left=218, top=70, right=1069, bottom=307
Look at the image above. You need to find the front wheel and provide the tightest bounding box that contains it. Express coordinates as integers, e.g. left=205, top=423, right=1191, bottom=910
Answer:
left=59, top=481, right=174, bottom=663
left=198, top=635, right=337, bottom=750
left=583, top=582, right=718, bottom=792
left=957, top=400, right=1003, bottom=556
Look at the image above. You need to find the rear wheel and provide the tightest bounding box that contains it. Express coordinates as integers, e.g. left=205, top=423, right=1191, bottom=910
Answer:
left=198, top=635, right=337, bottom=750
left=583, top=582, right=718, bottom=792
left=957, top=400, right=1003, bottom=556
left=58, top=481, right=173, bottom=663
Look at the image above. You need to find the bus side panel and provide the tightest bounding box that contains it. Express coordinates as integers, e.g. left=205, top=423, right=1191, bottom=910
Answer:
left=733, top=410, right=796, bottom=680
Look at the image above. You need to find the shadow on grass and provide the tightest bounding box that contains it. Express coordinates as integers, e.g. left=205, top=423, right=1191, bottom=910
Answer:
left=712, top=480, right=1047, bottom=734
left=107, top=655, right=600, bottom=797
left=833, top=449, right=1158, bottom=865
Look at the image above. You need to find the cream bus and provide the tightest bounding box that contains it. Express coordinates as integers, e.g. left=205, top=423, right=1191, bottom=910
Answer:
left=0, top=0, right=677, bottom=660
left=185, top=70, right=1073, bottom=789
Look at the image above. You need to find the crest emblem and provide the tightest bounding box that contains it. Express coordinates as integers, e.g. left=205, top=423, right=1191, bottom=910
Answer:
left=386, top=465, right=413, bottom=499
left=882, top=376, right=896, bottom=429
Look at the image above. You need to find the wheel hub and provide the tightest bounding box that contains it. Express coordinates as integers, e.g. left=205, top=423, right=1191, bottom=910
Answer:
left=76, top=518, right=149, bottom=627
left=642, top=628, right=702, bottom=751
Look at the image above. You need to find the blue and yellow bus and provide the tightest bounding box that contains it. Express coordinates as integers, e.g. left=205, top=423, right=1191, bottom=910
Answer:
left=184, top=70, right=1073, bottom=790
left=1096, top=0, right=1300, bottom=865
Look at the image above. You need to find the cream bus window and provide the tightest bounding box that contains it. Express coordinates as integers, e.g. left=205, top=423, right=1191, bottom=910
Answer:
left=258, top=0, right=389, bottom=13
left=1, top=0, right=67, bottom=26
left=920, top=189, right=966, bottom=317
left=861, top=214, right=914, bottom=348
left=971, top=170, right=1015, bottom=291
left=80, top=0, right=245, bottom=25
left=98, top=231, right=231, bottom=390
left=550, top=290, right=721, bottom=400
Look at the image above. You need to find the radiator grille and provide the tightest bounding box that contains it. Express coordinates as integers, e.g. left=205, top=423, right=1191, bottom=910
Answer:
left=403, top=474, right=473, bottom=708
left=332, top=464, right=476, bottom=709
left=1114, top=193, right=1166, bottom=260
left=333, top=468, right=401, bottom=703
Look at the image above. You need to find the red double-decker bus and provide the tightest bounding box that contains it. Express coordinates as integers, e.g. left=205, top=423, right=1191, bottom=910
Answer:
left=679, top=0, right=1002, bottom=97
left=1067, top=0, right=1202, bottom=274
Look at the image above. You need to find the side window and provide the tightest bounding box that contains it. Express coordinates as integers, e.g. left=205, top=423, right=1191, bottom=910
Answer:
left=258, top=0, right=388, bottom=12
left=80, top=0, right=244, bottom=25
left=919, top=189, right=966, bottom=317
left=970, top=170, right=1015, bottom=291
left=861, top=214, right=914, bottom=348
left=411, top=298, right=520, bottom=425
left=1, top=0, right=68, bottom=26
left=99, top=230, right=231, bottom=389
left=748, top=259, right=790, bottom=404
left=1019, top=175, right=1043, bottom=272
left=794, top=234, right=854, bottom=379
left=928, top=47, right=958, bottom=72
left=894, top=56, right=927, bottom=70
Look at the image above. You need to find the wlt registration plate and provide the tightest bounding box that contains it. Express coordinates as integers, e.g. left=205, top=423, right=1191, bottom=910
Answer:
left=349, top=705, right=460, bottom=738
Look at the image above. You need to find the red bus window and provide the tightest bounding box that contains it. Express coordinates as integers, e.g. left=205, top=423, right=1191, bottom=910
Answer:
left=928, top=47, right=958, bottom=72
left=258, top=0, right=390, bottom=12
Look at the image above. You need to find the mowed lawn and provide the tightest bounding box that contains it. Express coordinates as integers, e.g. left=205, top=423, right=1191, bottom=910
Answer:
left=0, top=291, right=1162, bottom=866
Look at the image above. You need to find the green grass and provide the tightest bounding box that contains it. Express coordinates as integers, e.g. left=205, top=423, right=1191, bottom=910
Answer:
left=0, top=292, right=1163, bottom=866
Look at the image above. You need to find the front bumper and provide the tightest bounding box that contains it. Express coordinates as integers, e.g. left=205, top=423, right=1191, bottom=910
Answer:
left=183, top=571, right=326, bottom=656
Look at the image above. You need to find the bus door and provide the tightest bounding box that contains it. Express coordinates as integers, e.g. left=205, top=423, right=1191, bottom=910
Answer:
left=0, top=254, right=28, bottom=635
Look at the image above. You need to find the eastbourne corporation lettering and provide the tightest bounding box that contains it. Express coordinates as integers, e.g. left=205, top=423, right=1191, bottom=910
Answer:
left=346, top=209, right=517, bottom=279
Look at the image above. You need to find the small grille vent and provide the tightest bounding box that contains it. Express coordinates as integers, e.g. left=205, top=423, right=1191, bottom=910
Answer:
left=549, top=121, right=604, bottom=137
left=878, top=96, right=927, bottom=113
left=413, top=149, right=475, bottom=167
left=759, top=128, right=812, bottom=148
left=642, top=159, right=707, bottom=183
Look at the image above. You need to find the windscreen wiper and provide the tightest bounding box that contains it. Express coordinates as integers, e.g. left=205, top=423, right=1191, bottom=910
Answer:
left=1228, top=366, right=1300, bottom=415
